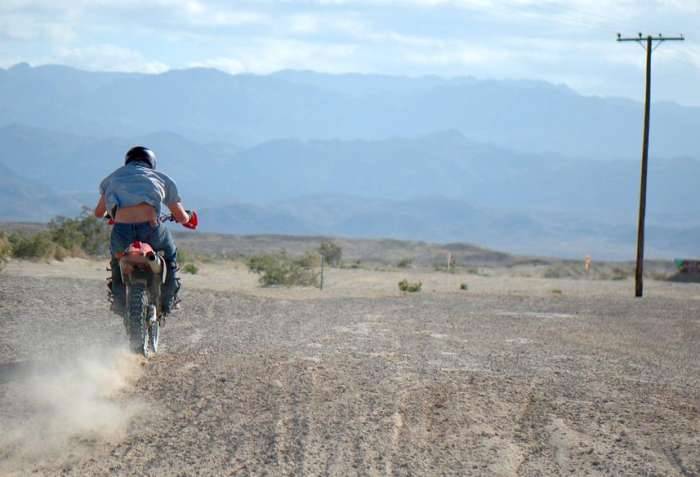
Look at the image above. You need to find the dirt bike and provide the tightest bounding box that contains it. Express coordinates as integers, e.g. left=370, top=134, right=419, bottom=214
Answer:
left=107, top=213, right=197, bottom=357
left=115, top=238, right=167, bottom=357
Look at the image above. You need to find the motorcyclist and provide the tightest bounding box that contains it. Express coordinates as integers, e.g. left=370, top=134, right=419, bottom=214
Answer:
left=94, top=146, right=197, bottom=315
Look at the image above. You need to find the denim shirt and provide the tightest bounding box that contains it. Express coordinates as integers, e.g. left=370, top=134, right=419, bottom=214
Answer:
left=99, top=163, right=181, bottom=216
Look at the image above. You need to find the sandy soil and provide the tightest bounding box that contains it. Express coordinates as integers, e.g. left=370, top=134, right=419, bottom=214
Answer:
left=1, top=258, right=699, bottom=476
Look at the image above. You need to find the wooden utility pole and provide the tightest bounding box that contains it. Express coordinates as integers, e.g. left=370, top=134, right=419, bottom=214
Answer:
left=617, top=33, right=684, bottom=297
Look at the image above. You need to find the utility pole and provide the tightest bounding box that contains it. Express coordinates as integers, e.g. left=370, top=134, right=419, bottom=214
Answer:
left=617, top=33, right=684, bottom=297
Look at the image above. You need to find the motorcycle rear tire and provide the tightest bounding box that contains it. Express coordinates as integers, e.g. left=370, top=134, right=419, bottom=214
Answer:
left=127, top=284, right=149, bottom=356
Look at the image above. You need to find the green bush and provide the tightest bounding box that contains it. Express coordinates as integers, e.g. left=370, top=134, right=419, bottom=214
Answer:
left=0, top=233, right=11, bottom=270
left=5, top=209, right=110, bottom=261
left=182, top=263, right=199, bottom=274
left=49, top=208, right=109, bottom=256
left=319, top=240, right=342, bottom=267
left=9, top=232, right=57, bottom=259
left=246, top=252, right=319, bottom=287
left=459, top=282, right=468, bottom=291
left=398, top=279, right=422, bottom=293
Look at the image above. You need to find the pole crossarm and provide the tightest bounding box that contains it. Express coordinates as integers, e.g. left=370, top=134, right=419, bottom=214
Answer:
left=617, top=33, right=684, bottom=45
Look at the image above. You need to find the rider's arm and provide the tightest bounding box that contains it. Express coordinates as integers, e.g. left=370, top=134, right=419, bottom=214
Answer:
left=167, top=201, right=190, bottom=224
left=94, top=194, right=107, bottom=218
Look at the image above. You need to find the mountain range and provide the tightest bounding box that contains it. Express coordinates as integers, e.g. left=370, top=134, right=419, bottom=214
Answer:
left=0, top=64, right=698, bottom=259
left=2, top=63, right=700, bottom=159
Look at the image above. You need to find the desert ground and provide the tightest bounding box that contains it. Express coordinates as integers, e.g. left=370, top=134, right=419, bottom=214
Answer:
left=0, top=255, right=699, bottom=476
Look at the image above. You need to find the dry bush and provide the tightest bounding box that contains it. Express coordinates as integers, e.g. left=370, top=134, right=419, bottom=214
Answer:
left=8, top=232, right=57, bottom=260
left=398, top=279, right=422, bottom=293
left=0, top=233, right=11, bottom=270
left=247, top=252, right=319, bottom=287
left=319, top=240, right=342, bottom=267
left=182, top=263, right=199, bottom=274
left=49, top=208, right=109, bottom=256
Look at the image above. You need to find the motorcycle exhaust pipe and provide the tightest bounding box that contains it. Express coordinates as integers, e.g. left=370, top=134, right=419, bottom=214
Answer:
left=146, top=252, right=163, bottom=274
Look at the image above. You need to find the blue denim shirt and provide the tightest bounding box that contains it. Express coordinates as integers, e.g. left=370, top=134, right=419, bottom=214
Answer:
left=99, top=163, right=181, bottom=216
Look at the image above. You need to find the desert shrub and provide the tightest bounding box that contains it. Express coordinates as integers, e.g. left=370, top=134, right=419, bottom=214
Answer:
left=49, top=208, right=109, bottom=256
left=551, top=289, right=563, bottom=295
left=398, top=279, right=422, bottom=293
left=459, top=282, right=468, bottom=291
left=397, top=258, right=413, bottom=268
left=178, top=249, right=201, bottom=275
left=246, top=252, right=319, bottom=287
left=6, top=209, right=110, bottom=261
left=9, top=232, right=56, bottom=259
left=297, top=251, right=321, bottom=268
left=0, top=233, right=11, bottom=270
left=319, top=240, right=342, bottom=267
left=182, top=263, right=199, bottom=274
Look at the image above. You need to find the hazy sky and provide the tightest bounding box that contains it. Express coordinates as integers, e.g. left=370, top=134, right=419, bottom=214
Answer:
left=1, top=0, right=699, bottom=105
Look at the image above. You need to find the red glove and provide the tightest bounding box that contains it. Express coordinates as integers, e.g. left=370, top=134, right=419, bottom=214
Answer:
left=183, top=210, right=198, bottom=230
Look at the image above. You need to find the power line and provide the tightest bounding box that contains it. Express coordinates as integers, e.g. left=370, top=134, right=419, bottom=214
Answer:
left=617, top=33, right=684, bottom=298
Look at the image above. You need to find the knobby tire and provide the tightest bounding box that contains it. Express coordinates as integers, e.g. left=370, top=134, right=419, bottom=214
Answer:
left=127, top=283, right=148, bottom=356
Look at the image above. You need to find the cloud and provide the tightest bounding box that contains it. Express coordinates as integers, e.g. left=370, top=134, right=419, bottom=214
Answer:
left=56, top=45, right=169, bottom=73
left=0, top=13, right=76, bottom=42
left=190, top=39, right=359, bottom=74
left=0, top=0, right=697, bottom=105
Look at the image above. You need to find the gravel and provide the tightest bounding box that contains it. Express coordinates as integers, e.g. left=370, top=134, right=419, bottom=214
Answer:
left=1, top=271, right=699, bottom=476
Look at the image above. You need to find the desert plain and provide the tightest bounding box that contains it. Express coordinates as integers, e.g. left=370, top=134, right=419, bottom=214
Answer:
left=0, top=245, right=699, bottom=476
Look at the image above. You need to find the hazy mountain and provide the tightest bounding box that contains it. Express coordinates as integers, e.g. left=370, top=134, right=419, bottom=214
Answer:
left=0, top=162, right=82, bottom=221
left=1, top=92, right=698, bottom=258
left=197, top=195, right=699, bottom=259
left=3, top=124, right=697, bottom=225
left=2, top=64, right=700, bottom=159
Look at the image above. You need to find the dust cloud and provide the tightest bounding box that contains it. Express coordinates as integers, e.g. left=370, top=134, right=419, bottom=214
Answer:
left=0, top=346, right=145, bottom=473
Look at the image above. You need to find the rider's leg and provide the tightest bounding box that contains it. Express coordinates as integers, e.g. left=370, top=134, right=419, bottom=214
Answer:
left=147, top=223, right=179, bottom=314
left=109, top=224, right=132, bottom=314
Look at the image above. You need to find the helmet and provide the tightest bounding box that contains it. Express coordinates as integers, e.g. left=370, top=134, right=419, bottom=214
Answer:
left=124, top=146, right=157, bottom=170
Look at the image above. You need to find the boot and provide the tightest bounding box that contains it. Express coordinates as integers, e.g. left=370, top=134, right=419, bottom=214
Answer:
left=109, top=258, right=126, bottom=315
left=162, top=262, right=181, bottom=315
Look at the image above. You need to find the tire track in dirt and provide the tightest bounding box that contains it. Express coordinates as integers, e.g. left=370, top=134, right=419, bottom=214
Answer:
left=663, top=445, right=697, bottom=477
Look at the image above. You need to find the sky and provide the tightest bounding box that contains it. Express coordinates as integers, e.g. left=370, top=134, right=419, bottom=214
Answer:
left=1, top=0, right=699, bottom=105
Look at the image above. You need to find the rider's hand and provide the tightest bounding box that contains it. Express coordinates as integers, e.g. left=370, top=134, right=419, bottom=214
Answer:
left=104, top=213, right=115, bottom=225
left=182, top=210, right=198, bottom=230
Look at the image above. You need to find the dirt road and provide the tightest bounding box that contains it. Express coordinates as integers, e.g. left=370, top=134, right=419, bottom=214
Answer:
left=1, top=261, right=699, bottom=476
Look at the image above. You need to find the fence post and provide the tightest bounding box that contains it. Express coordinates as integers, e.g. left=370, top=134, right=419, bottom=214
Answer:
left=320, top=254, right=324, bottom=290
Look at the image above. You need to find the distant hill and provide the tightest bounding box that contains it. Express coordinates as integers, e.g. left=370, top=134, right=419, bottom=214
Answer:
left=0, top=162, right=82, bottom=221
left=3, top=124, right=698, bottom=222
left=2, top=64, right=700, bottom=159
left=198, top=196, right=700, bottom=259
left=1, top=124, right=698, bottom=258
